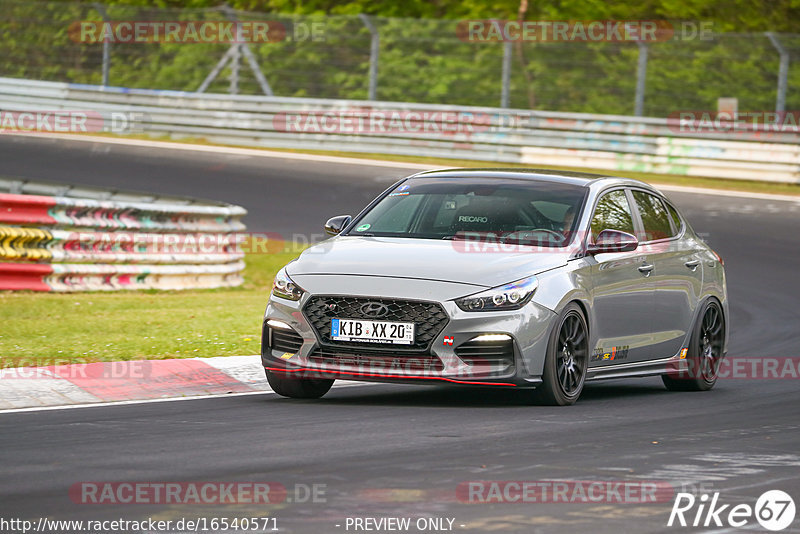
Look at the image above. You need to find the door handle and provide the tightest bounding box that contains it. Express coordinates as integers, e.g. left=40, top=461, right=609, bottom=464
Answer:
left=638, top=263, right=654, bottom=275
left=684, top=259, right=700, bottom=270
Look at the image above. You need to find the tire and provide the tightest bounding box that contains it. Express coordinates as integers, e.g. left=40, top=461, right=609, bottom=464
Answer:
left=662, top=299, right=725, bottom=392
left=265, top=369, right=334, bottom=399
left=532, top=303, right=589, bottom=406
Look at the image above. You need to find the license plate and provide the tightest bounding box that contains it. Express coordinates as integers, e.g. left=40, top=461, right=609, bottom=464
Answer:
left=331, top=318, right=414, bottom=345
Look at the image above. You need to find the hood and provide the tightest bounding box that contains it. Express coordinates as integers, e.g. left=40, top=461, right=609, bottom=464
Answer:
left=287, top=236, right=570, bottom=288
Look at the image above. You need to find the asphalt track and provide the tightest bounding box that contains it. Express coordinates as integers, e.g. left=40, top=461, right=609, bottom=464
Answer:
left=1, top=135, right=800, bottom=533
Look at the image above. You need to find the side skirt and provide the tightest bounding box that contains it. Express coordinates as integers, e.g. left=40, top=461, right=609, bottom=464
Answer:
left=586, top=354, right=688, bottom=381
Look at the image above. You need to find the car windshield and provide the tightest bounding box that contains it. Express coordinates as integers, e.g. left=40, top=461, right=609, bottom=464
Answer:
left=345, top=177, right=589, bottom=247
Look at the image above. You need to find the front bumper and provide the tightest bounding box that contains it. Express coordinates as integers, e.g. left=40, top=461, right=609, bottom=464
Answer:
left=261, top=291, right=557, bottom=388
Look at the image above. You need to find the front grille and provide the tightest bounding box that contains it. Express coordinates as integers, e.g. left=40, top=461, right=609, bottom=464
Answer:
left=303, top=296, right=449, bottom=351
left=308, top=347, right=444, bottom=373
left=455, top=337, right=515, bottom=374
left=265, top=325, right=304, bottom=353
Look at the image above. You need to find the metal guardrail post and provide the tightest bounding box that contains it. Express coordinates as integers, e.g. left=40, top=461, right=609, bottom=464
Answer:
left=239, top=42, right=274, bottom=96
left=93, top=3, right=110, bottom=87
left=230, top=30, right=241, bottom=95
left=501, top=41, right=512, bottom=109
left=358, top=14, right=379, bottom=101
left=198, top=5, right=274, bottom=96
left=766, top=32, right=789, bottom=114
left=634, top=42, right=648, bottom=117
left=198, top=47, right=236, bottom=93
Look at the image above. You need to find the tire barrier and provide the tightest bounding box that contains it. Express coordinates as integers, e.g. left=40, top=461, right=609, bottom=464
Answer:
left=0, top=76, right=798, bottom=183
left=0, top=181, right=247, bottom=292
left=0, top=261, right=245, bottom=292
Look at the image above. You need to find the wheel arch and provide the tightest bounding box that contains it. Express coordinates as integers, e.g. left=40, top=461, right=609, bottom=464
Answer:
left=685, top=294, right=728, bottom=357
left=702, top=294, right=728, bottom=356
left=542, top=297, right=593, bottom=365
left=570, top=298, right=591, bottom=336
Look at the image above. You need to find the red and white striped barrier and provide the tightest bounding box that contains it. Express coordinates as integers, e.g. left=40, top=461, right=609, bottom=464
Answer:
left=0, top=182, right=247, bottom=291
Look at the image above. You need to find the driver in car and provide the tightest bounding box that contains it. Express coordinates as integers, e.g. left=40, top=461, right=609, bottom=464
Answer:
left=562, top=206, right=575, bottom=239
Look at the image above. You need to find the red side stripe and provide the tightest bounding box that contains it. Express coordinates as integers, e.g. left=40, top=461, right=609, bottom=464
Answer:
left=0, top=193, right=57, bottom=225
left=0, top=262, right=53, bottom=291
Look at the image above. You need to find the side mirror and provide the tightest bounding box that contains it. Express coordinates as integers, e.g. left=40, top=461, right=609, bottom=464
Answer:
left=586, top=229, right=638, bottom=254
left=324, top=215, right=352, bottom=236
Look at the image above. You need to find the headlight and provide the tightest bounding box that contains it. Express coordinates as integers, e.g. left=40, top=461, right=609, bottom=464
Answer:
left=455, top=276, right=538, bottom=312
left=271, top=267, right=305, bottom=301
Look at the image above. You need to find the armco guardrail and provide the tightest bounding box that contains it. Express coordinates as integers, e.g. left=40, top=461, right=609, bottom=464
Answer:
left=0, top=77, right=799, bottom=183
left=0, top=178, right=246, bottom=291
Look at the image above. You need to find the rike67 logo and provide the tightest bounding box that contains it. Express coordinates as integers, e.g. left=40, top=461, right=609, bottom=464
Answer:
left=668, top=490, right=796, bottom=531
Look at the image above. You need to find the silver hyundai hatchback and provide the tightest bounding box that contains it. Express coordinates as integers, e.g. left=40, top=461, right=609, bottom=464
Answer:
left=261, top=169, right=728, bottom=405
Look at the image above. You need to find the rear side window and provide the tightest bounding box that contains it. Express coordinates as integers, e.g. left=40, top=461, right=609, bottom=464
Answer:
left=665, top=202, right=683, bottom=234
left=632, top=191, right=676, bottom=241
left=591, top=190, right=635, bottom=240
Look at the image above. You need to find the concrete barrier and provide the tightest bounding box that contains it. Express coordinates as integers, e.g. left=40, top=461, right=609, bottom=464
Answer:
left=0, top=76, right=798, bottom=183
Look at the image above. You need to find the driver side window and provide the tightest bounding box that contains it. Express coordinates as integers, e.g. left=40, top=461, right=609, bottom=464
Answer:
left=591, top=190, right=635, bottom=241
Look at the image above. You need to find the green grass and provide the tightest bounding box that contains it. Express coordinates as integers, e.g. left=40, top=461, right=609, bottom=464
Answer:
left=0, top=249, right=299, bottom=368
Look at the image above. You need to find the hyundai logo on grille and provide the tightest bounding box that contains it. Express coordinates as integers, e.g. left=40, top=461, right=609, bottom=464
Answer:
left=360, top=302, right=389, bottom=318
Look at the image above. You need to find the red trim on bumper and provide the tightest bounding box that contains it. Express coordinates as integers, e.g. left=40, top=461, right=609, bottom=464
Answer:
left=264, top=366, right=517, bottom=387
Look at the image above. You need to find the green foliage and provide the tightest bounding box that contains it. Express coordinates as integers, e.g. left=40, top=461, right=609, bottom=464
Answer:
left=38, top=0, right=800, bottom=31
left=0, top=0, right=798, bottom=116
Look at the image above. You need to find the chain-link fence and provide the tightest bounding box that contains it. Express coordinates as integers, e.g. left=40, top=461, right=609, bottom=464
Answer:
left=1, top=0, right=798, bottom=117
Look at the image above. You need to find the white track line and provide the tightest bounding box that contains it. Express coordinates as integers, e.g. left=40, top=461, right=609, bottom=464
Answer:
left=0, top=381, right=375, bottom=415
left=0, top=390, right=273, bottom=415
left=10, top=133, right=800, bottom=201
left=8, top=133, right=436, bottom=170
